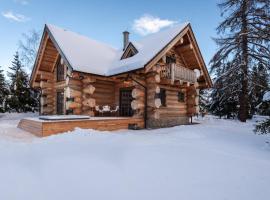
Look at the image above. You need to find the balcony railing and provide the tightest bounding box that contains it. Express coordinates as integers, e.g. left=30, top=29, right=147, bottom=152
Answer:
left=160, top=64, right=197, bottom=83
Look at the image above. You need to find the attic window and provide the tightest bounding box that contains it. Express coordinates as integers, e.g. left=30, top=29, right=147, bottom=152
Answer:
left=121, top=42, right=138, bottom=60
left=166, top=55, right=176, bottom=64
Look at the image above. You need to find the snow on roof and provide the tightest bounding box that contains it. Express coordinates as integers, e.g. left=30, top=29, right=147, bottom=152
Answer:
left=263, top=91, right=270, bottom=101
left=46, top=23, right=189, bottom=76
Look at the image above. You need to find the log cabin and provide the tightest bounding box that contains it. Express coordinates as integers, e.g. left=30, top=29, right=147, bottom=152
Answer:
left=19, top=22, right=212, bottom=136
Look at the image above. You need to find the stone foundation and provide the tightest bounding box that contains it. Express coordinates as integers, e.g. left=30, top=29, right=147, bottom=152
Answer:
left=147, top=116, right=189, bottom=129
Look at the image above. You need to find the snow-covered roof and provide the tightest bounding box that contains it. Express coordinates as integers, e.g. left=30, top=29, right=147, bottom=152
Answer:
left=263, top=91, right=270, bottom=102
left=46, top=23, right=189, bottom=76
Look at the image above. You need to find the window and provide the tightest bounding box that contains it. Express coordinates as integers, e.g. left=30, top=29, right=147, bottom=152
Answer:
left=178, top=91, right=185, bottom=102
left=57, top=61, right=65, bottom=81
left=159, top=88, right=166, bottom=107
left=166, top=55, right=176, bottom=64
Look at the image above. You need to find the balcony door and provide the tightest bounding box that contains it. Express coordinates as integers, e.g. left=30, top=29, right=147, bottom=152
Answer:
left=119, top=88, right=133, bottom=117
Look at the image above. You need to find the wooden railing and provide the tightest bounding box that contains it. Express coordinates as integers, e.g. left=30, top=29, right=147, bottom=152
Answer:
left=160, top=64, right=197, bottom=83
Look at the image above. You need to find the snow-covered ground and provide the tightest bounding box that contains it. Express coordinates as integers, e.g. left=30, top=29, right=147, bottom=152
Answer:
left=0, top=113, right=269, bottom=200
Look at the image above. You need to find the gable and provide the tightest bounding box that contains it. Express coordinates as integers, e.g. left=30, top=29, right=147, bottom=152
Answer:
left=144, top=24, right=212, bottom=88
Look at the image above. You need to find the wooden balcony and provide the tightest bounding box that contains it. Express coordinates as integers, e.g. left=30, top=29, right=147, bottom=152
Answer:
left=160, top=64, right=197, bottom=84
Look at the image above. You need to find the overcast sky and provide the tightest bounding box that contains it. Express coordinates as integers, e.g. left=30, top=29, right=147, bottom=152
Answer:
left=0, top=0, right=221, bottom=75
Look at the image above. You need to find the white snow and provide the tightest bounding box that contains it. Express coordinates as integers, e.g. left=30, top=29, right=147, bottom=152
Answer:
left=0, top=113, right=270, bottom=200
left=263, top=91, right=270, bottom=101
left=46, top=23, right=189, bottom=76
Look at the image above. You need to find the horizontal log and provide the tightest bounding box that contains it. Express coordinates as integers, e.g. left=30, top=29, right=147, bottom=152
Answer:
left=81, top=110, right=95, bottom=116
left=40, top=97, right=53, bottom=105
left=73, top=108, right=81, bottom=115
left=41, top=106, right=54, bottom=114
left=40, top=72, right=54, bottom=80
left=152, top=65, right=162, bottom=73
left=148, top=109, right=160, bottom=119
left=66, top=87, right=82, bottom=98
left=40, top=81, right=53, bottom=88
left=176, top=43, right=193, bottom=53
left=158, top=108, right=187, bottom=115
left=55, top=81, right=66, bottom=89
left=67, top=77, right=82, bottom=87
left=32, top=82, right=40, bottom=88
left=187, top=106, right=196, bottom=114
left=66, top=102, right=82, bottom=109
left=92, top=93, right=114, bottom=100
left=42, top=88, right=53, bottom=95
left=82, top=77, right=96, bottom=84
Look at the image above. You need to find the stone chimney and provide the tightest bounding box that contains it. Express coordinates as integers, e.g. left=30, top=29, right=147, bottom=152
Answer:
left=123, top=31, right=129, bottom=51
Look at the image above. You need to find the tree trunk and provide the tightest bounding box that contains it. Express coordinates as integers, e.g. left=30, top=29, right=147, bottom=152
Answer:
left=239, top=0, right=249, bottom=122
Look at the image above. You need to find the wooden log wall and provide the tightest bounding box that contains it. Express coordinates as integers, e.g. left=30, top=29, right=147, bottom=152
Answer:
left=131, top=81, right=145, bottom=118
left=146, top=70, right=162, bottom=120
left=159, top=88, right=187, bottom=118
left=92, top=79, right=115, bottom=107
left=186, top=86, right=200, bottom=116
left=80, top=76, right=95, bottom=116
left=40, top=71, right=56, bottom=115
left=66, top=74, right=83, bottom=115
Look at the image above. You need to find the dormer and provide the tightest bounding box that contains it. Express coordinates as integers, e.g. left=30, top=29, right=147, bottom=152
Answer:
left=121, top=42, right=138, bottom=60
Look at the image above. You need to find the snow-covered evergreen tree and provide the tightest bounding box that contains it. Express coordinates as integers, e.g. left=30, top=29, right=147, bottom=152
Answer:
left=210, top=0, right=270, bottom=122
left=6, top=52, right=38, bottom=112
left=255, top=91, right=270, bottom=134
left=249, top=63, right=269, bottom=115
left=199, top=89, right=211, bottom=115
left=209, top=62, right=239, bottom=118
left=0, top=66, right=8, bottom=112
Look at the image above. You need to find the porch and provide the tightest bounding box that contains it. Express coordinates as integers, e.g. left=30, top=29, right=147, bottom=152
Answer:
left=18, top=116, right=144, bottom=137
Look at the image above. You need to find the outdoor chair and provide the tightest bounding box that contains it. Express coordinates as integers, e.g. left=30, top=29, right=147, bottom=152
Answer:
left=95, top=105, right=103, bottom=116
left=110, top=106, right=119, bottom=116
left=102, top=105, right=111, bottom=116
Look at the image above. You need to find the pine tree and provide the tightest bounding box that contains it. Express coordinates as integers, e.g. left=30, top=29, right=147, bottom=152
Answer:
left=249, top=62, right=269, bottom=115
left=0, top=66, right=8, bottom=112
left=210, top=0, right=270, bottom=122
left=199, top=89, right=211, bottom=115
left=254, top=90, right=270, bottom=134
left=7, top=52, right=38, bottom=112
left=209, top=62, right=239, bottom=118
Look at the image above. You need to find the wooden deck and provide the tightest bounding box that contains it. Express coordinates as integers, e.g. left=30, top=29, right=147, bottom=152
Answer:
left=18, top=117, right=144, bottom=137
